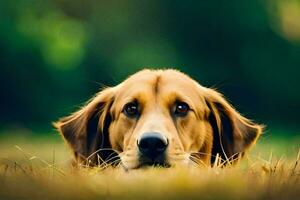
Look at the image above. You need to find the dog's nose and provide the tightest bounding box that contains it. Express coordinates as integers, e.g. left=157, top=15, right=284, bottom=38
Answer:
left=138, top=132, right=168, bottom=161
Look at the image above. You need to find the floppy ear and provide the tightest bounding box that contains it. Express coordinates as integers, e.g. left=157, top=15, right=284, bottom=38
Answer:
left=53, top=88, right=116, bottom=166
left=205, top=88, right=263, bottom=164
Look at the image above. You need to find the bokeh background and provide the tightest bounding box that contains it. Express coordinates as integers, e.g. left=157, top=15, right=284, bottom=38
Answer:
left=0, top=0, right=299, bottom=148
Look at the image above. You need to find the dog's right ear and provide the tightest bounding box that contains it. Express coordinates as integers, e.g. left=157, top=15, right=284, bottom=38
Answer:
left=204, top=88, right=263, bottom=164
left=53, top=87, right=115, bottom=165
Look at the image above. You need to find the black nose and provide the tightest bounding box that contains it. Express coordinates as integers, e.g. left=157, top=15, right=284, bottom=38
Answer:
left=138, top=132, right=168, bottom=161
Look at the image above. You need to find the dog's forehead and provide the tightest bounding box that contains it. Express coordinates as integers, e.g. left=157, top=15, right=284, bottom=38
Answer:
left=114, top=69, right=206, bottom=103
left=120, top=69, right=199, bottom=91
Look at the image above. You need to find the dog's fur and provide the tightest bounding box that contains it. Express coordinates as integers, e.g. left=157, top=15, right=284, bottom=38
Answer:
left=54, top=69, right=263, bottom=169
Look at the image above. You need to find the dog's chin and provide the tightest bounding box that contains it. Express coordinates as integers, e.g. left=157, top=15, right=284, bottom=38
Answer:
left=121, top=160, right=171, bottom=170
left=137, top=161, right=171, bottom=169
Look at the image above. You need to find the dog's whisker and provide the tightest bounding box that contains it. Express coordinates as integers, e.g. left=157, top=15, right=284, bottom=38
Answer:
left=189, top=155, right=208, bottom=167
left=189, top=151, right=227, bottom=162
left=103, top=155, right=121, bottom=164
left=86, top=148, right=121, bottom=160
left=98, top=157, right=121, bottom=168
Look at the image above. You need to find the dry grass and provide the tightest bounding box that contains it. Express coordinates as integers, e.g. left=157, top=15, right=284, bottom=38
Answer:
left=0, top=131, right=299, bottom=200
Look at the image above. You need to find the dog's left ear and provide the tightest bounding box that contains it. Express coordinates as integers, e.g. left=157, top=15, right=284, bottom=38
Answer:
left=205, top=88, right=263, bottom=164
left=53, top=87, right=116, bottom=165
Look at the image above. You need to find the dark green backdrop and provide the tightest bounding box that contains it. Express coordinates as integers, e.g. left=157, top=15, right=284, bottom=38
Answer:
left=1, top=0, right=299, bottom=132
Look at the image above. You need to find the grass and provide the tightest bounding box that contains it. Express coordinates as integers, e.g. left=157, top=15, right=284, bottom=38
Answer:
left=0, top=128, right=299, bottom=200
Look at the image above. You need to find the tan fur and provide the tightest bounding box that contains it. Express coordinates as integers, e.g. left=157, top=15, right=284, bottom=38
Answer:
left=54, top=69, right=263, bottom=169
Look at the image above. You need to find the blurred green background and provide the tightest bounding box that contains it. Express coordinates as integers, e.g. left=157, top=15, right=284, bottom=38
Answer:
left=0, top=0, right=299, bottom=140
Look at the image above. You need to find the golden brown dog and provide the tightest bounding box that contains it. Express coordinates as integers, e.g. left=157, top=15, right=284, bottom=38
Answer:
left=54, top=69, right=262, bottom=169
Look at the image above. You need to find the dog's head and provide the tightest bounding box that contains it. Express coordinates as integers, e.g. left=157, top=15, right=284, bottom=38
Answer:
left=54, top=69, right=263, bottom=169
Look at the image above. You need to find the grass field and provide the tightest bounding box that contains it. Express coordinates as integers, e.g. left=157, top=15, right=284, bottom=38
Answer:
left=0, top=128, right=299, bottom=200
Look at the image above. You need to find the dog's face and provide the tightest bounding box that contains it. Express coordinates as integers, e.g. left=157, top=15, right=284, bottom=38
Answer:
left=55, top=69, right=262, bottom=170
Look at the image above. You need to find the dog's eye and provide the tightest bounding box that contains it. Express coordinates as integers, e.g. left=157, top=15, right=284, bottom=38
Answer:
left=174, top=102, right=190, bottom=116
left=123, top=102, right=139, bottom=117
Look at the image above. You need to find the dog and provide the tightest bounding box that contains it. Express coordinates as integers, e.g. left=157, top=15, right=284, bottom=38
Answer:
left=54, top=69, right=263, bottom=169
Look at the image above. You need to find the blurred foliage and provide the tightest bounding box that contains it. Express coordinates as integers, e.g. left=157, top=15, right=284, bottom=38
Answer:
left=0, top=132, right=299, bottom=200
left=0, top=0, right=300, bottom=131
